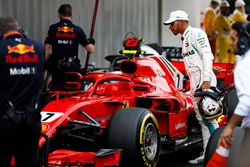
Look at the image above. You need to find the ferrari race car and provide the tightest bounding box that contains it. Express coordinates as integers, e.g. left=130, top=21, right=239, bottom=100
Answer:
left=39, top=37, right=234, bottom=167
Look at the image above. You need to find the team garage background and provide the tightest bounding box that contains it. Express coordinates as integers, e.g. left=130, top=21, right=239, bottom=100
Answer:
left=0, top=0, right=248, bottom=67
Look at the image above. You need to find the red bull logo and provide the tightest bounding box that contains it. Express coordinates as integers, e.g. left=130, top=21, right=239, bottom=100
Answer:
left=8, top=44, right=35, bottom=54
left=58, top=26, right=74, bottom=33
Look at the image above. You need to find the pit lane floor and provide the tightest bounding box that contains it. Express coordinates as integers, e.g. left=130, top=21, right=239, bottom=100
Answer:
left=157, top=143, right=204, bottom=167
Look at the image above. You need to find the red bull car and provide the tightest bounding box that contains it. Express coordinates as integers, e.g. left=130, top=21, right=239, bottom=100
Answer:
left=39, top=37, right=234, bottom=167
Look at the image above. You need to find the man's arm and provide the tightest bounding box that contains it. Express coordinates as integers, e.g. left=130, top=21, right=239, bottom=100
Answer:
left=218, top=114, right=244, bottom=148
left=196, top=30, right=214, bottom=90
left=202, top=66, right=221, bottom=89
left=44, top=43, right=51, bottom=61
left=79, top=29, right=95, bottom=53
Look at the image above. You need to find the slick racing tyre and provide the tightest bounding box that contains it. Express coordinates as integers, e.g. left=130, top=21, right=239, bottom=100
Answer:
left=107, top=107, right=160, bottom=167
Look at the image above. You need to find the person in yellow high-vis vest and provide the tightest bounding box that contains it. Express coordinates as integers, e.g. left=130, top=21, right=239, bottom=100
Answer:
left=204, top=0, right=220, bottom=55
left=215, top=0, right=235, bottom=63
left=232, top=0, right=247, bottom=24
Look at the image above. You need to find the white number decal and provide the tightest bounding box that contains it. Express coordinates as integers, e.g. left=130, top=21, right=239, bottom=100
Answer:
left=41, top=112, right=64, bottom=122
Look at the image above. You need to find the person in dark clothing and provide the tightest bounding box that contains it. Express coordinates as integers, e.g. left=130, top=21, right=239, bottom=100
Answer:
left=44, top=3, right=95, bottom=90
left=0, top=17, right=45, bottom=167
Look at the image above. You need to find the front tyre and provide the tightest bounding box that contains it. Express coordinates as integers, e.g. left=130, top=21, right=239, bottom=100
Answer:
left=107, top=107, right=160, bottom=167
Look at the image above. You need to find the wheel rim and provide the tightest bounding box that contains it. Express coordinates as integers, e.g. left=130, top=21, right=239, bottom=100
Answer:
left=143, top=122, right=158, bottom=161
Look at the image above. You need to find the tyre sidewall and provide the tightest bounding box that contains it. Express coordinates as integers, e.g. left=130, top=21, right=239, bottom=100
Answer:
left=136, top=112, right=160, bottom=167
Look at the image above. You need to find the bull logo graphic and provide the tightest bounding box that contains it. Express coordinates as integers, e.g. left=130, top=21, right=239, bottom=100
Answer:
left=8, top=44, right=35, bottom=54
left=58, top=26, right=74, bottom=33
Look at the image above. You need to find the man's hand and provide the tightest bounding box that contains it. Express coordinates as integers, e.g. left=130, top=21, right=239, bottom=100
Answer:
left=213, top=66, right=222, bottom=75
left=201, top=81, right=210, bottom=90
left=218, top=114, right=244, bottom=148
left=88, top=38, right=95, bottom=45
left=218, top=125, right=233, bottom=149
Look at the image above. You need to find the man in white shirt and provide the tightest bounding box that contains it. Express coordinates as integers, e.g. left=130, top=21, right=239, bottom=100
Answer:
left=163, top=10, right=219, bottom=164
left=218, top=22, right=250, bottom=148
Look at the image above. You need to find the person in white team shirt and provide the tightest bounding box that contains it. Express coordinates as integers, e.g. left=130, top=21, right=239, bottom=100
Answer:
left=218, top=22, right=250, bottom=149
left=163, top=10, right=219, bottom=164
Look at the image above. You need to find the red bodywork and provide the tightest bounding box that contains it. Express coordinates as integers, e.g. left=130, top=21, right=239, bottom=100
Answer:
left=171, top=61, right=234, bottom=90
left=40, top=55, right=195, bottom=166
left=39, top=54, right=234, bottom=166
left=47, top=149, right=121, bottom=167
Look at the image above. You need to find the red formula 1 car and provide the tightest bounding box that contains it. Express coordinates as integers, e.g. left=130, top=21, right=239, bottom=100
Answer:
left=39, top=37, right=234, bottom=167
